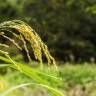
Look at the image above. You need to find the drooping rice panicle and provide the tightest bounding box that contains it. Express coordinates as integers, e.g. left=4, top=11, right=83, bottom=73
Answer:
left=0, top=20, right=57, bottom=70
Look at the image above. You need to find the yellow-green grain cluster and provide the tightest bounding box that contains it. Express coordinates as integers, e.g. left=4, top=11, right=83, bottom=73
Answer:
left=0, top=20, right=57, bottom=69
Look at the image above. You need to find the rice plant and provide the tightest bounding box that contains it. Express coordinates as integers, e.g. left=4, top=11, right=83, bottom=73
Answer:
left=0, top=20, right=64, bottom=96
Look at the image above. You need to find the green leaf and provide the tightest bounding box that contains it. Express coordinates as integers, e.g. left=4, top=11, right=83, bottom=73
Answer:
left=0, top=56, right=64, bottom=96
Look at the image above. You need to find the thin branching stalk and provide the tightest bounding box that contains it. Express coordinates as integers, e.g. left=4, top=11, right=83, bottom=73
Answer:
left=20, top=34, right=32, bottom=62
left=0, top=49, right=21, bottom=71
left=0, top=43, right=9, bottom=48
left=2, top=34, right=22, bottom=50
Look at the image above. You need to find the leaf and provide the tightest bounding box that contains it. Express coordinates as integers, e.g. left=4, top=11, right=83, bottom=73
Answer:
left=0, top=56, right=64, bottom=96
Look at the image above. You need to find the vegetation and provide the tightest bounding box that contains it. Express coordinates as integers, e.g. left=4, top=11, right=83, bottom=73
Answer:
left=1, top=64, right=96, bottom=96
left=0, top=0, right=96, bottom=96
left=0, top=20, right=63, bottom=96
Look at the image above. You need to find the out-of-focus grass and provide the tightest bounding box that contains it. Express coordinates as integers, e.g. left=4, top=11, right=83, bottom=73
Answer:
left=1, top=64, right=96, bottom=96
left=60, top=64, right=96, bottom=84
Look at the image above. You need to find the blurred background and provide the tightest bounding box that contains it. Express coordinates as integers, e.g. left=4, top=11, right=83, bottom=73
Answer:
left=0, top=0, right=96, bottom=63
